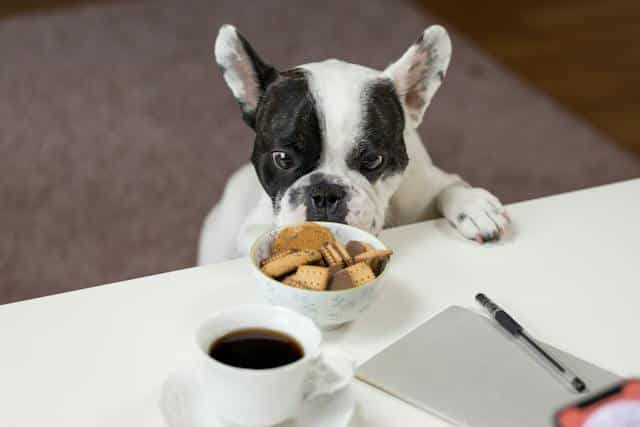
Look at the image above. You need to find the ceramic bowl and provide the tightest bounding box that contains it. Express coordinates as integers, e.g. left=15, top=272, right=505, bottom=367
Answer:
left=249, top=222, right=390, bottom=329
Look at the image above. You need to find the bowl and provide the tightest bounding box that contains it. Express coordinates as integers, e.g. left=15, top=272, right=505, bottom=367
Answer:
left=249, top=222, right=390, bottom=329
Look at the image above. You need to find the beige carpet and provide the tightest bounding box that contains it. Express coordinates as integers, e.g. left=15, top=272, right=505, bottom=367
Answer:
left=1, top=0, right=638, bottom=304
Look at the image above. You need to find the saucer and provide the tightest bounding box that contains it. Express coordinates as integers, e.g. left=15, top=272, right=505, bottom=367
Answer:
left=159, top=368, right=356, bottom=427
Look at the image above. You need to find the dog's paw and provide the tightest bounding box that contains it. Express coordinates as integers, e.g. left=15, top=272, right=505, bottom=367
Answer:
left=439, top=186, right=509, bottom=243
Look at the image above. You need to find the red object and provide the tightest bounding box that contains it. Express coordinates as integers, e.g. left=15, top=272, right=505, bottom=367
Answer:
left=555, top=379, right=640, bottom=426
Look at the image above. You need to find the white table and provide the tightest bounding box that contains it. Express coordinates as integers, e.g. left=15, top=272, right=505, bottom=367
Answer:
left=1, top=179, right=639, bottom=426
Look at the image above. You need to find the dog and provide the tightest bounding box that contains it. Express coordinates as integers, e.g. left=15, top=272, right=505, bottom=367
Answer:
left=198, top=25, right=509, bottom=264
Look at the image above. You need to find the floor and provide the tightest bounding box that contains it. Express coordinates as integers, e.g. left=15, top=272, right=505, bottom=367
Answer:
left=422, top=0, right=640, bottom=155
left=0, top=0, right=102, bottom=18
left=2, top=0, right=638, bottom=156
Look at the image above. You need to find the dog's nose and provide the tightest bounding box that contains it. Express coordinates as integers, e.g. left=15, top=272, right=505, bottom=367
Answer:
left=308, top=183, right=347, bottom=217
left=310, top=191, right=343, bottom=213
left=311, top=192, right=343, bottom=212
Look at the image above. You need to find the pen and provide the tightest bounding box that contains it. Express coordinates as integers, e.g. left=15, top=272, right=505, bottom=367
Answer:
left=475, top=293, right=587, bottom=393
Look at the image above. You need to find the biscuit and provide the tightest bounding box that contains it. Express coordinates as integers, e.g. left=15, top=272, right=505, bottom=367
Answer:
left=282, top=274, right=306, bottom=288
left=273, top=223, right=335, bottom=252
left=345, top=240, right=374, bottom=257
left=328, top=269, right=354, bottom=291
left=354, top=249, right=392, bottom=276
left=329, top=262, right=376, bottom=290
left=353, top=249, right=393, bottom=264
left=346, top=262, right=376, bottom=286
left=259, top=249, right=296, bottom=267
left=328, top=264, right=343, bottom=276
left=261, top=226, right=393, bottom=291
left=311, top=257, right=327, bottom=267
left=334, top=241, right=354, bottom=266
left=294, top=265, right=330, bottom=291
left=320, top=241, right=354, bottom=267
left=320, top=242, right=343, bottom=267
left=261, top=249, right=322, bottom=278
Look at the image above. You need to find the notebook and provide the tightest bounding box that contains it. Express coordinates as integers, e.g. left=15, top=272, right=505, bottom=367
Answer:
left=357, top=306, right=620, bottom=427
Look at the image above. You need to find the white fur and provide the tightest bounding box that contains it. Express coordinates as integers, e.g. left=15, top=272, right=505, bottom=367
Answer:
left=384, top=25, right=452, bottom=127
left=303, top=60, right=379, bottom=170
left=199, top=25, right=509, bottom=264
left=214, top=25, right=261, bottom=113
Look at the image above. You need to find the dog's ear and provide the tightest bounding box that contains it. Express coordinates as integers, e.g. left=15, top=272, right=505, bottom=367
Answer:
left=215, top=25, right=278, bottom=129
left=384, top=25, right=452, bottom=128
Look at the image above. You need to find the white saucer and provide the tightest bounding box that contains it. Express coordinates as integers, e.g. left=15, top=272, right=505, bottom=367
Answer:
left=159, top=368, right=356, bottom=427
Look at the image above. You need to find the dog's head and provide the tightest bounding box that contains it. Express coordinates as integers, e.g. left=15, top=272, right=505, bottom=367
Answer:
left=214, top=25, right=451, bottom=234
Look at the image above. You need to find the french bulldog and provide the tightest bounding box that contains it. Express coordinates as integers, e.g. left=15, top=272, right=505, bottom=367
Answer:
left=198, top=24, right=509, bottom=264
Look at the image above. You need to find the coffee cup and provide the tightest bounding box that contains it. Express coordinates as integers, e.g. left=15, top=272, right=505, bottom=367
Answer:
left=195, top=304, right=354, bottom=426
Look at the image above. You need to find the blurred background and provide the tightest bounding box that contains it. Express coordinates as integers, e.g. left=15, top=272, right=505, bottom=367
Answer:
left=1, top=0, right=638, bottom=304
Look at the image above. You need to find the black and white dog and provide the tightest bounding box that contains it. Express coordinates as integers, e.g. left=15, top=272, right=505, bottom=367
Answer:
left=199, top=25, right=509, bottom=264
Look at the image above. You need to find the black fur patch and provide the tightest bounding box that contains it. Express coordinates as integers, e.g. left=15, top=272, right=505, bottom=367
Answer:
left=347, top=79, right=408, bottom=183
left=251, top=69, right=323, bottom=207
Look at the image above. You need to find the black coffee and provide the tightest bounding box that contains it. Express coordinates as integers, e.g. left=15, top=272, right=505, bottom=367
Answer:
left=208, top=328, right=304, bottom=369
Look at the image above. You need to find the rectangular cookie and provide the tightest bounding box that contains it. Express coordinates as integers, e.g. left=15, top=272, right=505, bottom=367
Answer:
left=329, top=262, right=376, bottom=290
left=282, top=274, right=306, bottom=289
left=320, top=241, right=354, bottom=267
left=334, top=241, right=355, bottom=266
left=293, top=265, right=330, bottom=291
left=260, top=249, right=296, bottom=267
left=261, top=249, right=322, bottom=278
left=320, top=242, right=344, bottom=268
left=353, top=249, right=393, bottom=264
left=354, top=249, right=393, bottom=275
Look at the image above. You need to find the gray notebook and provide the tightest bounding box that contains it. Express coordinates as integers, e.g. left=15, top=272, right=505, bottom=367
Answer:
left=358, top=306, right=619, bottom=427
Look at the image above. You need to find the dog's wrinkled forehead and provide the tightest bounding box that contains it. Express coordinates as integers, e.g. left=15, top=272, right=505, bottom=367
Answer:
left=256, top=60, right=407, bottom=180
left=300, top=61, right=408, bottom=182
left=299, top=60, right=380, bottom=155
left=302, top=60, right=404, bottom=174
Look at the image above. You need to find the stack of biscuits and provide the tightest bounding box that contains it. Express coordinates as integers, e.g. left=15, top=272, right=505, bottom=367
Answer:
left=260, top=223, right=392, bottom=291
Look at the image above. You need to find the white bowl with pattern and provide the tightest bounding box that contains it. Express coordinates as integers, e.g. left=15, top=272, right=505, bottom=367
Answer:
left=249, top=222, right=390, bottom=329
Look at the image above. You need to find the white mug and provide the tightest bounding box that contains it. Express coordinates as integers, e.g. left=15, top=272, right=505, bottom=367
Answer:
left=195, top=304, right=354, bottom=426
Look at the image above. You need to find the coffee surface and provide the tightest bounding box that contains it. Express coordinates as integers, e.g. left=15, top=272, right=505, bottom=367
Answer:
left=209, top=328, right=304, bottom=369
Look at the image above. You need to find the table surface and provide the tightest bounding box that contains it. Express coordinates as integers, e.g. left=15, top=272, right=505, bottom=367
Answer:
left=1, top=179, right=639, bottom=427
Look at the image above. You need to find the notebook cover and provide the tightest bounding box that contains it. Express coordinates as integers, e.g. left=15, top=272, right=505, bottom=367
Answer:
left=357, top=306, right=620, bottom=427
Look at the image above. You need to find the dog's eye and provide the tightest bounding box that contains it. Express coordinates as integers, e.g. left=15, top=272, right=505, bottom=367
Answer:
left=362, top=154, right=384, bottom=171
left=272, top=151, right=294, bottom=170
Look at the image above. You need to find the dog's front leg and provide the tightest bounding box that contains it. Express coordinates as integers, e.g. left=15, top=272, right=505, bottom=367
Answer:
left=391, top=158, right=509, bottom=242
left=436, top=179, right=510, bottom=243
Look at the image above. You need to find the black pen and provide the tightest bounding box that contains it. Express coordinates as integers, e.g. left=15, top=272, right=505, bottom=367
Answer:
left=475, top=293, right=587, bottom=393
